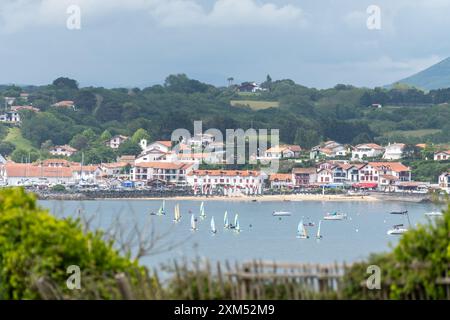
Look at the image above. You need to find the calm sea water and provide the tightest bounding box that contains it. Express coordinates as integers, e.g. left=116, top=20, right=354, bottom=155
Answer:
left=39, top=199, right=441, bottom=268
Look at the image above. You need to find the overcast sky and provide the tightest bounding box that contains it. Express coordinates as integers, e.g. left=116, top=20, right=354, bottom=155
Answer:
left=0, top=0, right=449, bottom=88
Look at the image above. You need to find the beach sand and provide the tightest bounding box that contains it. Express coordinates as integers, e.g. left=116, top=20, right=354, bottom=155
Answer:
left=102, top=194, right=379, bottom=202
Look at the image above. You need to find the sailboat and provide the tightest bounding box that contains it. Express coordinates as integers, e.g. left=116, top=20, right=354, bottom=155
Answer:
left=191, top=214, right=198, bottom=231
left=223, top=211, right=230, bottom=229
left=173, top=204, right=181, bottom=222
left=316, top=220, right=323, bottom=239
left=210, top=216, right=217, bottom=234
left=296, top=220, right=309, bottom=239
left=230, top=213, right=239, bottom=230
left=199, top=201, right=206, bottom=219
left=157, top=200, right=166, bottom=216
left=235, top=216, right=241, bottom=233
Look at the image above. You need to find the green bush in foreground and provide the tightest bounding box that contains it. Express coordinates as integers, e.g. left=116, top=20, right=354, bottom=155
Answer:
left=0, top=188, right=140, bottom=299
left=343, top=204, right=450, bottom=299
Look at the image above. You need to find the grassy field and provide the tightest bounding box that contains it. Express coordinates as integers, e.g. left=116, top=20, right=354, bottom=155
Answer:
left=4, top=127, right=36, bottom=151
left=230, top=100, right=279, bottom=110
left=384, top=129, right=442, bottom=138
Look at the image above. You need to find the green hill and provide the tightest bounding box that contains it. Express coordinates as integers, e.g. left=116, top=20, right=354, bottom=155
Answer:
left=393, top=57, right=450, bottom=90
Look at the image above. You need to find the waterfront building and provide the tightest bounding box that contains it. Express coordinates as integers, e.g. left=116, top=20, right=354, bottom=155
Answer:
left=269, top=173, right=294, bottom=189
left=186, top=170, right=266, bottom=195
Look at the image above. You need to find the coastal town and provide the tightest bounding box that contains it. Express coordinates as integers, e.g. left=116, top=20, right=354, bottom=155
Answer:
left=0, top=129, right=448, bottom=197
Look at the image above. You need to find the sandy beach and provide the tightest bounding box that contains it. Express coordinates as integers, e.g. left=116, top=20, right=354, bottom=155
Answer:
left=101, top=194, right=380, bottom=202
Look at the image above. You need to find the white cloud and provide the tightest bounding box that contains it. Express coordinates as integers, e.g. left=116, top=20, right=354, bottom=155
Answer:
left=0, top=0, right=305, bottom=33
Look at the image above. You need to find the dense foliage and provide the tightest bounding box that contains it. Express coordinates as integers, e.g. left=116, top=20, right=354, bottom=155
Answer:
left=0, top=188, right=140, bottom=299
left=0, top=75, right=449, bottom=156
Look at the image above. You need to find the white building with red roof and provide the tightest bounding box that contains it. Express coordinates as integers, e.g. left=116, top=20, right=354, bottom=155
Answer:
left=434, top=150, right=450, bottom=161
left=186, top=169, right=266, bottom=195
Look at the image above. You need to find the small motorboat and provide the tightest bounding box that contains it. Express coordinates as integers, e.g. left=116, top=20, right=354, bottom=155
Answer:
left=387, top=224, right=408, bottom=235
left=323, top=212, right=347, bottom=220
left=424, top=211, right=443, bottom=217
left=272, top=211, right=292, bottom=217
left=389, top=210, right=408, bottom=215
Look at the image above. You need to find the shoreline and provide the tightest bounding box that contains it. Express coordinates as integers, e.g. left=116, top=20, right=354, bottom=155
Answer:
left=36, top=192, right=436, bottom=203
left=42, top=193, right=380, bottom=202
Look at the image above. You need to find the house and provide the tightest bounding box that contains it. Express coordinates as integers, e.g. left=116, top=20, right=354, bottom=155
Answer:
left=370, top=103, right=382, bottom=108
left=117, top=155, right=136, bottom=163
left=358, top=162, right=411, bottom=191
left=136, top=140, right=174, bottom=163
left=185, top=133, right=215, bottom=149
left=237, top=82, right=266, bottom=93
left=11, top=105, right=40, bottom=112
left=352, top=143, right=384, bottom=160
left=292, top=168, right=317, bottom=186
left=49, top=145, right=78, bottom=157
left=0, top=111, right=20, bottom=123
left=186, top=170, right=266, bottom=195
left=434, top=150, right=450, bottom=161
left=264, top=145, right=301, bottom=159
left=71, top=165, right=102, bottom=184
left=19, top=93, right=29, bottom=101
left=269, top=173, right=294, bottom=189
left=383, top=143, right=406, bottom=160
left=139, top=139, right=172, bottom=153
left=52, top=100, right=75, bottom=109
left=100, top=162, right=131, bottom=178
left=106, top=135, right=128, bottom=149
left=438, top=172, right=450, bottom=194
left=0, top=162, right=74, bottom=186
left=317, top=168, right=334, bottom=184
left=310, top=141, right=348, bottom=159
left=131, top=162, right=195, bottom=186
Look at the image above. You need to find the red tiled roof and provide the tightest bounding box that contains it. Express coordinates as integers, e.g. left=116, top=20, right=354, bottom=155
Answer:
left=356, top=143, right=384, bottom=150
left=269, top=173, right=292, bottom=181
left=292, top=168, right=316, bottom=174
left=368, top=162, right=410, bottom=172
left=188, top=170, right=261, bottom=177
left=134, top=162, right=193, bottom=170
left=4, top=163, right=73, bottom=178
left=155, top=141, right=172, bottom=148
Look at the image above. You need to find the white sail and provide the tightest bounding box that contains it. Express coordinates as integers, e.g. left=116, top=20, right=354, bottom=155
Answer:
left=174, top=204, right=181, bottom=222
left=157, top=200, right=165, bottom=215
left=234, top=213, right=239, bottom=227
left=235, top=218, right=240, bottom=233
left=224, top=211, right=229, bottom=228
left=297, top=220, right=308, bottom=239
left=191, top=214, right=197, bottom=230
left=316, top=220, right=322, bottom=239
left=200, top=201, right=206, bottom=218
left=211, top=217, right=217, bottom=233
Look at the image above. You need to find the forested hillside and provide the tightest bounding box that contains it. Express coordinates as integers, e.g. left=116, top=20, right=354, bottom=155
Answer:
left=0, top=75, right=449, bottom=164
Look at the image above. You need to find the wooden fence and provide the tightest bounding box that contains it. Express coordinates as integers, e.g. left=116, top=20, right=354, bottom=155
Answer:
left=34, top=260, right=450, bottom=300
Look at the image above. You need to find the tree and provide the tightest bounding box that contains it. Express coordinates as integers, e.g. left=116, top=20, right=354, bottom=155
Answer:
left=0, top=141, right=15, bottom=156
left=0, top=188, right=140, bottom=299
left=117, top=140, right=141, bottom=156
left=131, top=128, right=150, bottom=144
left=74, top=90, right=97, bottom=111
left=52, top=77, right=79, bottom=90
left=100, top=130, right=113, bottom=142
left=11, top=149, right=39, bottom=163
